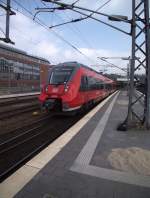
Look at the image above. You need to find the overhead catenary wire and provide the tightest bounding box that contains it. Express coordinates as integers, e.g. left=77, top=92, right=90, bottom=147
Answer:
left=11, top=0, right=97, bottom=64
left=81, top=0, right=112, bottom=19
left=98, top=57, right=127, bottom=73
left=40, top=1, right=88, bottom=44
left=0, top=0, right=96, bottom=64
left=14, top=0, right=98, bottom=64
left=0, top=26, right=5, bottom=35
left=40, top=0, right=55, bottom=26
left=41, top=0, right=130, bottom=35
left=60, top=0, right=113, bottom=61
left=72, top=0, right=80, bottom=6
left=64, top=0, right=113, bottom=49
left=36, top=0, right=113, bottom=64
left=39, top=0, right=98, bottom=51
left=39, top=0, right=112, bottom=29
left=42, top=0, right=130, bottom=23
left=40, top=1, right=99, bottom=55
left=70, top=8, right=130, bottom=35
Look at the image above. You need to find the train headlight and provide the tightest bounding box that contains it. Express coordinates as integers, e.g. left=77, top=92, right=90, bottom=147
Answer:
left=45, top=86, right=48, bottom=93
left=64, top=85, right=69, bottom=92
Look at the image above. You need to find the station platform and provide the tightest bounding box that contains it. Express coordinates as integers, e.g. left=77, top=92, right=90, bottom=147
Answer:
left=0, top=92, right=40, bottom=99
left=1, top=91, right=150, bottom=198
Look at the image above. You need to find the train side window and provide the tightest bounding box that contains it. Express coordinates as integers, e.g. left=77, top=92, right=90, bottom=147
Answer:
left=100, top=82, right=104, bottom=89
left=87, top=77, right=108, bottom=90
left=80, top=76, right=88, bottom=91
left=87, top=76, right=94, bottom=90
left=105, top=84, right=111, bottom=90
left=87, top=76, right=97, bottom=90
left=96, top=80, right=103, bottom=90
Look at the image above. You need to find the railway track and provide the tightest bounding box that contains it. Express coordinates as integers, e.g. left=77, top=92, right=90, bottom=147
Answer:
left=0, top=113, right=83, bottom=182
left=0, top=103, right=40, bottom=120
left=0, top=94, right=40, bottom=120
left=0, top=92, right=114, bottom=182
left=0, top=94, right=39, bottom=107
left=0, top=114, right=52, bottom=143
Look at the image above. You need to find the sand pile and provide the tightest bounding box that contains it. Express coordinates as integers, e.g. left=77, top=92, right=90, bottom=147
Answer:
left=108, top=147, right=150, bottom=176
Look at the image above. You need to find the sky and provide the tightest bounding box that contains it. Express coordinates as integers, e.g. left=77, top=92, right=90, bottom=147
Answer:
left=0, top=0, right=133, bottom=75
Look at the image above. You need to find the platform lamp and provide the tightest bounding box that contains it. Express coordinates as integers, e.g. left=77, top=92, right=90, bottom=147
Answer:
left=108, top=15, right=129, bottom=22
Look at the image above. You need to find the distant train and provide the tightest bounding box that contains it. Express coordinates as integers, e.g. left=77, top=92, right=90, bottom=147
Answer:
left=39, top=62, right=116, bottom=113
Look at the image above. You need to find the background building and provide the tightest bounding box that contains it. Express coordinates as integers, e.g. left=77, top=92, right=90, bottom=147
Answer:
left=0, top=43, right=51, bottom=94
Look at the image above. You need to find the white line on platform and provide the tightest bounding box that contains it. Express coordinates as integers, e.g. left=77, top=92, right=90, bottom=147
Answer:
left=74, top=92, right=119, bottom=166
left=0, top=91, right=118, bottom=198
left=70, top=91, right=150, bottom=188
left=71, top=164, right=150, bottom=188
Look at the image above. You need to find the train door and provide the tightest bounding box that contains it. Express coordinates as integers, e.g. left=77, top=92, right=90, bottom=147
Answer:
left=80, top=75, right=89, bottom=103
left=87, top=76, right=97, bottom=101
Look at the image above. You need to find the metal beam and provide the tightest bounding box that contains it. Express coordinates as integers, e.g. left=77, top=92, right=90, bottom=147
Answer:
left=144, top=0, right=150, bottom=128
left=126, top=0, right=150, bottom=129
left=42, top=0, right=130, bottom=23
left=0, top=0, right=15, bottom=44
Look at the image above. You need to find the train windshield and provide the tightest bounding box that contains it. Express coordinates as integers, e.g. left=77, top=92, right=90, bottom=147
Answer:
left=49, top=67, right=74, bottom=85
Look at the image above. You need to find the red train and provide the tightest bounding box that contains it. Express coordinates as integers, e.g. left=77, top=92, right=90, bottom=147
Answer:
left=39, top=62, right=116, bottom=113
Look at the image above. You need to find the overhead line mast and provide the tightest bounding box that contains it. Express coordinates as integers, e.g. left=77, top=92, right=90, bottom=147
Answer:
left=0, top=0, right=15, bottom=44
left=127, top=0, right=150, bottom=129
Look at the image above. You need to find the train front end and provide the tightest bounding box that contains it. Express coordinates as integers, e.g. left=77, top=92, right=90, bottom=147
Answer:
left=39, top=63, right=80, bottom=113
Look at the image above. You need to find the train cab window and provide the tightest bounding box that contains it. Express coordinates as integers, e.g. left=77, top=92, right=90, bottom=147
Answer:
left=80, top=76, right=88, bottom=91
left=49, top=67, right=74, bottom=85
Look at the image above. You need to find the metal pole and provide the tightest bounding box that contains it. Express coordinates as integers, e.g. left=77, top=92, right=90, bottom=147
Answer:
left=145, top=0, right=150, bottom=128
left=6, top=0, right=10, bottom=40
left=127, top=0, right=136, bottom=127
left=0, top=0, right=15, bottom=44
left=126, top=62, right=130, bottom=95
left=8, top=64, right=11, bottom=94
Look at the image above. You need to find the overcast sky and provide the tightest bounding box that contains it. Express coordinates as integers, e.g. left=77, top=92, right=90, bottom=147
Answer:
left=0, top=0, right=133, bottom=75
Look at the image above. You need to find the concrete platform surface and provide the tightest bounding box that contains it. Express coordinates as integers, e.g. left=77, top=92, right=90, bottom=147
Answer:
left=1, top=91, right=150, bottom=198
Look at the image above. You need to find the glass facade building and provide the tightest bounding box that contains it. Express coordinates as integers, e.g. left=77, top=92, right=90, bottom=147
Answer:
left=0, top=43, right=50, bottom=94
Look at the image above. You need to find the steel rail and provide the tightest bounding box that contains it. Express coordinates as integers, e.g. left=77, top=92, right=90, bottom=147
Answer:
left=0, top=133, right=55, bottom=181
left=0, top=104, right=39, bottom=120
left=0, top=115, right=52, bottom=147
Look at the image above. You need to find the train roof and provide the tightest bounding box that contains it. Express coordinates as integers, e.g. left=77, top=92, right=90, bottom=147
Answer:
left=56, top=62, right=115, bottom=83
left=56, top=61, right=101, bottom=74
left=0, top=42, right=50, bottom=63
